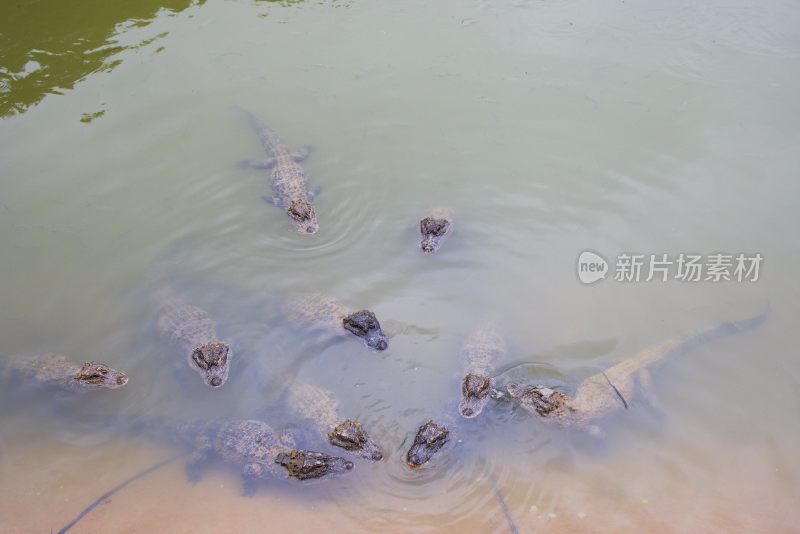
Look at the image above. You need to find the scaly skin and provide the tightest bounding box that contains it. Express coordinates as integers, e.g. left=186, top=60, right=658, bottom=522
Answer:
left=0, top=354, right=128, bottom=393
left=459, top=323, right=506, bottom=419
left=420, top=207, right=453, bottom=254
left=507, top=310, right=769, bottom=430
left=285, top=294, right=389, bottom=351
left=406, top=419, right=451, bottom=468
left=137, top=418, right=353, bottom=494
left=240, top=108, right=319, bottom=234
left=156, top=288, right=231, bottom=388
left=287, top=383, right=383, bottom=460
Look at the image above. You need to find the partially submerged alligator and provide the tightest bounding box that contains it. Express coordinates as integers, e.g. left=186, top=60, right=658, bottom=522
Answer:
left=287, top=382, right=383, bottom=460
left=156, top=288, right=231, bottom=388
left=238, top=107, right=319, bottom=234
left=420, top=207, right=453, bottom=254
left=124, top=417, right=353, bottom=494
left=406, top=419, right=451, bottom=469
left=405, top=418, right=518, bottom=534
left=459, top=322, right=506, bottom=419
left=285, top=293, right=389, bottom=351
left=507, top=309, right=769, bottom=430
left=0, top=354, right=128, bottom=393
left=57, top=415, right=354, bottom=531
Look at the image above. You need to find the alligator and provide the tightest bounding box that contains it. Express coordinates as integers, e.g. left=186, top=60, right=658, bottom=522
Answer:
left=506, top=309, right=769, bottom=431
left=112, top=417, right=353, bottom=494
left=238, top=107, right=319, bottom=235
left=405, top=418, right=519, bottom=534
left=156, top=288, right=231, bottom=388
left=459, top=322, right=506, bottom=419
left=287, top=382, right=383, bottom=460
left=285, top=293, right=389, bottom=351
left=406, top=419, right=451, bottom=468
left=0, top=354, right=128, bottom=393
left=420, top=207, right=453, bottom=254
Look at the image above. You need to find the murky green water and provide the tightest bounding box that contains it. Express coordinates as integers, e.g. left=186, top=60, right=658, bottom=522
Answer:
left=1, top=0, right=799, bottom=532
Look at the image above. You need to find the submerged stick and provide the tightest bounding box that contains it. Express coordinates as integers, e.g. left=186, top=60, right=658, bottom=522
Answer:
left=56, top=451, right=188, bottom=534
left=486, top=470, right=519, bottom=534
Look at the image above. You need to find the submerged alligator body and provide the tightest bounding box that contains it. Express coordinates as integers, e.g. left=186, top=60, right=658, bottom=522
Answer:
left=239, top=108, right=319, bottom=234
left=459, top=322, right=506, bottom=419
left=420, top=207, right=453, bottom=254
left=285, top=293, right=389, bottom=351
left=507, top=310, right=769, bottom=430
left=0, top=354, right=128, bottom=393
left=125, top=417, right=352, bottom=494
left=156, top=288, right=231, bottom=388
left=287, top=382, right=383, bottom=461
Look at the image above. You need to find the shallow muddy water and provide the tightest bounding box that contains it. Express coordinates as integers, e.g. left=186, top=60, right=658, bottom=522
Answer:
left=1, top=0, right=799, bottom=532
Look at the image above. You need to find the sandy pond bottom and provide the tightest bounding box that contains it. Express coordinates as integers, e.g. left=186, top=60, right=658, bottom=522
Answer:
left=0, top=419, right=796, bottom=533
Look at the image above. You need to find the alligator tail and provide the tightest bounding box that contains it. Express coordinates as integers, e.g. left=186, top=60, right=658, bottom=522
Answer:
left=56, top=451, right=188, bottom=534
left=234, top=105, right=283, bottom=155
left=667, top=302, right=770, bottom=360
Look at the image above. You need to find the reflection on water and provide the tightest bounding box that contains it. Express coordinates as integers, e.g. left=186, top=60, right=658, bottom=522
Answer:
left=0, top=0, right=203, bottom=117
left=1, top=0, right=800, bottom=532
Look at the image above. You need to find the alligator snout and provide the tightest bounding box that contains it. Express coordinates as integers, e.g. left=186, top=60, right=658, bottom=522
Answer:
left=419, top=215, right=452, bottom=254
left=406, top=420, right=449, bottom=468
left=287, top=200, right=318, bottom=235
left=75, top=362, right=130, bottom=390
left=459, top=373, right=493, bottom=419
left=191, top=342, right=231, bottom=388
left=343, top=310, right=389, bottom=351
left=367, top=336, right=388, bottom=351
left=276, top=449, right=353, bottom=480
left=328, top=419, right=384, bottom=461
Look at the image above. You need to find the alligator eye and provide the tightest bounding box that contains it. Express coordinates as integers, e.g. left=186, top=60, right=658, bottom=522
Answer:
left=191, top=350, right=209, bottom=370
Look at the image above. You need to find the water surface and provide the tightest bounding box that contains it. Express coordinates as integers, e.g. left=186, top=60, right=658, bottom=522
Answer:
left=1, top=0, right=799, bottom=532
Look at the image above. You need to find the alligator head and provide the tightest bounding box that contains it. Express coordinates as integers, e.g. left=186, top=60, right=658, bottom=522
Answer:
left=275, top=449, right=353, bottom=480
left=342, top=310, right=388, bottom=351
left=506, top=382, right=571, bottom=417
left=406, top=420, right=450, bottom=468
left=459, top=373, right=494, bottom=418
left=420, top=217, right=451, bottom=254
left=74, top=362, right=129, bottom=390
left=190, top=342, right=230, bottom=388
left=329, top=419, right=383, bottom=461
left=287, top=199, right=318, bottom=235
